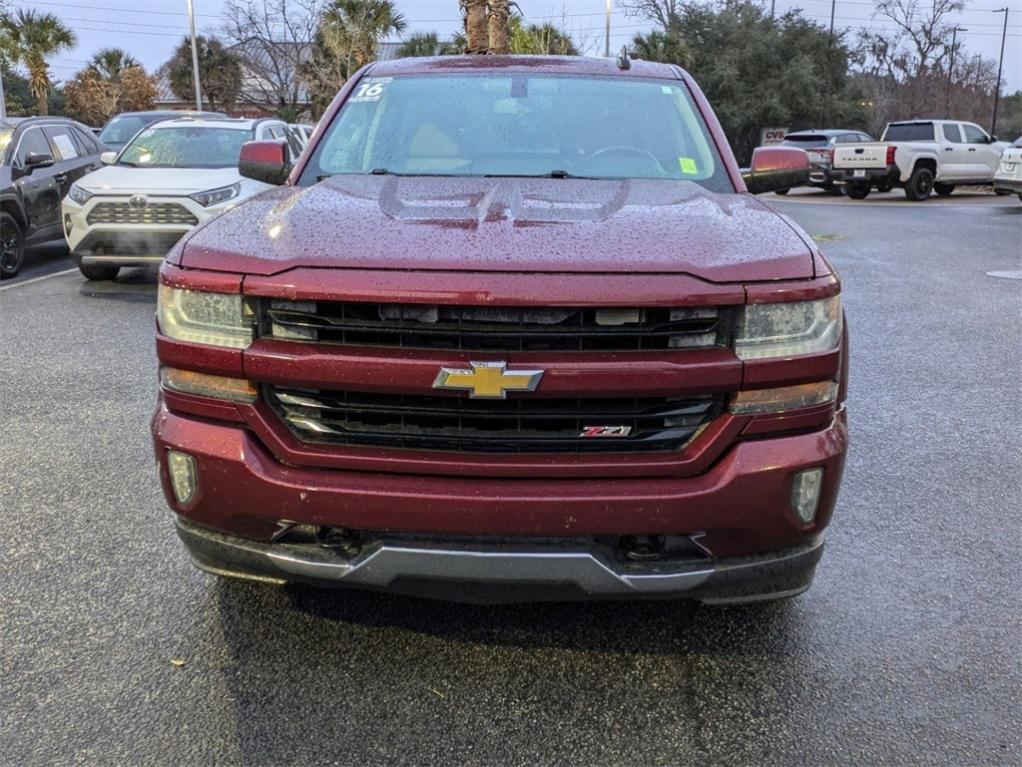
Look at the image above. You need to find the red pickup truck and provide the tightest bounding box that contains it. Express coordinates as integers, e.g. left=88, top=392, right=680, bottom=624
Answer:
left=152, top=55, right=846, bottom=604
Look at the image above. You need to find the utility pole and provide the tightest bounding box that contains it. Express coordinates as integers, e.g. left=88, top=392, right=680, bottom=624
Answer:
left=187, top=0, right=203, bottom=110
left=0, top=70, right=6, bottom=120
left=991, top=7, right=1008, bottom=136
left=770, top=0, right=776, bottom=20
left=604, top=0, right=611, bottom=58
left=828, top=0, right=836, bottom=45
left=946, top=26, right=966, bottom=114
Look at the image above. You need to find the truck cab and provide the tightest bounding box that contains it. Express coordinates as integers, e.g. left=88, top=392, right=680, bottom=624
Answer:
left=151, top=56, right=846, bottom=605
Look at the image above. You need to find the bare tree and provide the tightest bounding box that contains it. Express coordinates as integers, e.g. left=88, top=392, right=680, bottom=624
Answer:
left=221, top=0, right=324, bottom=118
left=619, top=0, right=681, bottom=31
left=859, top=0, right=963, bottom=81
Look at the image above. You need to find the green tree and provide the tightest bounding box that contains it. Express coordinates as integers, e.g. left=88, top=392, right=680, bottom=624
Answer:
left=0, top=10, right=77, bottom=115
left=631, top=4, right=865, bottom=163
left=88, top=48, right=140, bottom=81
left=397, top=31, right=441, bottom=58
left=509, top=18, right=579, bottom=55
left=166, top=36, right=242, bottom=111
left=303, top=0, right=406, bottom=115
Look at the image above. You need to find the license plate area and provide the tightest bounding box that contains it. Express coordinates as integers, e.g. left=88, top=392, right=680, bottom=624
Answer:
left=853, top=169, right=866, bottom=178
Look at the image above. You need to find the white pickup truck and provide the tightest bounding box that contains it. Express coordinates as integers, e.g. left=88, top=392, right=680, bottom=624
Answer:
left=831, top=120, right=1009, bottom=201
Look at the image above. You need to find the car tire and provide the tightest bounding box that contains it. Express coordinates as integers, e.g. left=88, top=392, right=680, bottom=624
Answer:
left=77, top=263, right=120, bottom=281
left=904, top=167, right=934, bottom=201
left=0, top=212, right=26, bottom=279
left=934, top=183, right=955, bottom=197
left=846, top=184, right=870, bottom=200
left=775, top=188, right=790, bottom=196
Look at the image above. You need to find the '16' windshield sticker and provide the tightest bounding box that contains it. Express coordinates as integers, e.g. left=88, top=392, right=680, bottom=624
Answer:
left=350, top=78, right=392, bottom=103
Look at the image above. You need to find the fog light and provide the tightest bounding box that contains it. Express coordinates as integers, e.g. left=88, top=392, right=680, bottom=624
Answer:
left=791, top=468, right=824, bottom=523
left=167, top=450, right=197, bottom=505
left=64, top=215, right=73, bottom=236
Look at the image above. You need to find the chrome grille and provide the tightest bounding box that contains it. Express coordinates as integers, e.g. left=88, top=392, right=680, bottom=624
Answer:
left=266, top=387, right=722, bottom=454
left=262, top=301, right=730, bottom=352
left=87, top=202, right=198, bottom=226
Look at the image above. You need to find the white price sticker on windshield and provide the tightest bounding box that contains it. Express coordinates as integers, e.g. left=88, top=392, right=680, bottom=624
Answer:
left=350, top=78, right=392, bottom=103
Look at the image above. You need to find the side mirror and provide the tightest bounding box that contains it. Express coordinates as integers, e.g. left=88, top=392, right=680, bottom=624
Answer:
left=101, top=151, right=117, bottom=165
left=741, top=147, right=811, bottom=195
left=239, top=140, right=291, bottom=186
left=24, top=152, right=55, bottom=172
left=989, top=135, right=998, bottom=143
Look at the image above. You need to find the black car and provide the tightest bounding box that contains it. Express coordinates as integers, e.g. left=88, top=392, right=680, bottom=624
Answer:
left=0, top=117, right=105, bottom=278
left=776, top=129, right=874, bottom=194
left=97, top=110, right=226, bottom=153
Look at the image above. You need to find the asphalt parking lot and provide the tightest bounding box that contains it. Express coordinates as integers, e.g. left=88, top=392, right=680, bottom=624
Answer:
left=1, top=194, right=1020, bottom=766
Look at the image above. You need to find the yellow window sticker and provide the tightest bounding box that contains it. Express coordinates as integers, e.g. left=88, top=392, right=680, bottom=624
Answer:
left=679, top=157, right=698, bottom=175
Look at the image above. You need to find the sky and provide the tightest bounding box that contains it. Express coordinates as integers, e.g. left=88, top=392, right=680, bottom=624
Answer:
left=26, top=0, right=1022, bottom=93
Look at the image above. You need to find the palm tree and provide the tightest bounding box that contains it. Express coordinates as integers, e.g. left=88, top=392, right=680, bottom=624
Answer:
left=0, top=10, right=77, bottom=115
left=319, top=0, right=406, bottom=77
left=396, top=32, right=441, bottom=58
left=88, top=48, right=140, bottom=81
left=629, top=30, right=692, bottom=68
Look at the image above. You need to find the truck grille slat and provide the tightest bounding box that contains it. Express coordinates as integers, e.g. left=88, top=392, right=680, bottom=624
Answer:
left=262, top=301, right=728, bottom=352
left=87, top=202, right=198, bottom=226
left=267, top=387, right=721, bottom=454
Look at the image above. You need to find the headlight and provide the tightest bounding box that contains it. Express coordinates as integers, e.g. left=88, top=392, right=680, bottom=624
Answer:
left=68, top=184, right=93, bottom=205
left=189, top=183, right=240, bottom=207
left=734, top=295, right=841, bottom=359
left=157, top=284, right=253, bottom=348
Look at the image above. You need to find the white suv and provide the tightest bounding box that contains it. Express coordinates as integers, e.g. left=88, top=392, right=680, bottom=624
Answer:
left=62, top=116, right=289, bottom=280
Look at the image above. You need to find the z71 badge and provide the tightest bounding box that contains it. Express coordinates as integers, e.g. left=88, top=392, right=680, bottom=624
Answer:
left=580, top=426, right=633, bottom=438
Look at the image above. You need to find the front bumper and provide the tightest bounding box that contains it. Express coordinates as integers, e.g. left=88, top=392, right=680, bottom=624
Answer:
left=176, top=515, right=825, bottom=604
left=993, top=175, right=1022, bottom=194
left=153, top=402, right=847, bottom=601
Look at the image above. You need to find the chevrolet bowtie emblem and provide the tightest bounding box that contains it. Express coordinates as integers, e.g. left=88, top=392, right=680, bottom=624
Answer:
left=433, top=361, right=544, bottom=399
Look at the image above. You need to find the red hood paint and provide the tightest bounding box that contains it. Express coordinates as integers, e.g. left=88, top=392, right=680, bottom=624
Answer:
left=174, top=176, right=815, bottom=282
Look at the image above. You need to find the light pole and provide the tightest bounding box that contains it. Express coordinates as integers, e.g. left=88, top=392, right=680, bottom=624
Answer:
left=828, top=0, right=836, bottom=45
left=946, top=26, right=967, bottom=113
left=187, top=0, right=203, bottom=110
left=604, top=0, right=611, bottom=58
left=0, top=70, right=6, bottom=120
left=991, top=7, right=1008, bottom=136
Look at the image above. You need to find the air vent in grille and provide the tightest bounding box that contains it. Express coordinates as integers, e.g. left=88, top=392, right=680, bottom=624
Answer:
left=262, top=301, right=728, bottom=352
left=266, top=387, right=721, bottom=454
left=87, top=202, right=198, bottom=226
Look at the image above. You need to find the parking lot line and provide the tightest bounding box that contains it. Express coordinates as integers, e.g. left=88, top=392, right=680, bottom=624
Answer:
left=0, top=268, right=78, bottom=293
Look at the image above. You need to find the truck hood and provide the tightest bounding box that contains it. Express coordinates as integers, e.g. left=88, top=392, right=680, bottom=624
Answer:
left=176, top=176, right=815, bottom=281
left=77, top=166, right=241, bottom=196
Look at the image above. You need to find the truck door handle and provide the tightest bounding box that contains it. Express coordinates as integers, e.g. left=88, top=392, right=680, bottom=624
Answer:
left=55, top=172, right=68, bottom=182
left=968, top=148, right=976, bottom=152
left=945, top=147, right=953, bottom=151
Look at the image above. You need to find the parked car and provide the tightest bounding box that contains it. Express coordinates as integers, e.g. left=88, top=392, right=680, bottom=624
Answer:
left=96, top=110, right=226, bottom=153
left=831, top=120, right=1009, bottom=200
left=0, top=116, right=104, bottom=278
left=774, top=129, right=873, bottom=194
left=288, top=123, right=315, bottom=151
left=993, top=136, right=1022, bottom=201
left=62, top=116, right=288, bottom=280
left=152, top=55, right=845, bottom=606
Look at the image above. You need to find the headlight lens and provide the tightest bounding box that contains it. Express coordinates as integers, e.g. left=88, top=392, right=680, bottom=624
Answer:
left=157, top=284, right=253, bottom=348
left=189, top=182, right=240, bottom=207
left=734, top=295, right=841, bottom=359
left=68, top=183, right=93, bottom=205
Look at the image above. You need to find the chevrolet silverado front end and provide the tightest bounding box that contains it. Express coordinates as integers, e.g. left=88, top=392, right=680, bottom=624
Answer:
left=151, top=56, right=846, bottom=604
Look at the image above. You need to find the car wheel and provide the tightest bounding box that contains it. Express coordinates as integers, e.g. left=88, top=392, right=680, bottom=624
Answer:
left=846, top=184, right=870, bottom=200
left=934, top=183, right=955, bottom=197
left=0, top=212, right=25, bottom=279
left=904, top=167, right=934, bottom=201
left=775, top=188, right=790, bottom=196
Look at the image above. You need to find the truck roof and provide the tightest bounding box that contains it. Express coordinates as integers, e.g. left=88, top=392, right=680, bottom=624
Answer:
left=365, top=54, right=686, bottom=81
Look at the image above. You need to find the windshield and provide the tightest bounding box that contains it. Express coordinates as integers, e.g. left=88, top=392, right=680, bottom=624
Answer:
left=118, top=126, right=253, bottom=169
left=300, top=74, right=731, bottom=191
left=883, top=123, right=935, bottom=142
left=99, top=115, right=162, bottom=146
left=0, top=127, right=13, bottom=157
